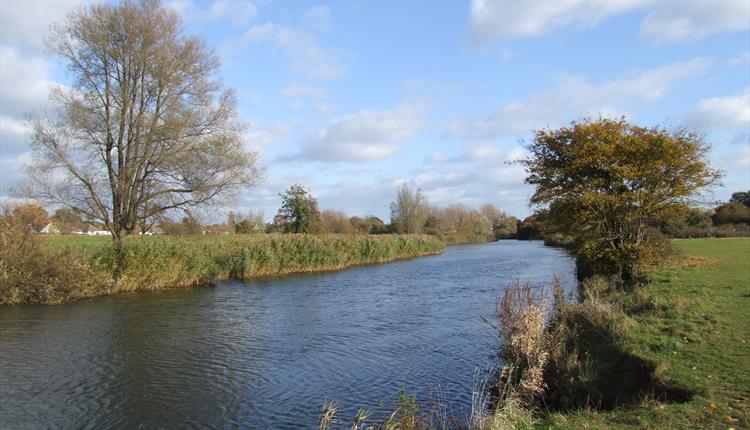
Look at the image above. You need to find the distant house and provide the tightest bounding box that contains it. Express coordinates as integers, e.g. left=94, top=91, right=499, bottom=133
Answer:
left=74, top=224, right=112, bottom=236
left=40, top=223, right=60, bottom=235
left=138, top=226, right=163, bottom=236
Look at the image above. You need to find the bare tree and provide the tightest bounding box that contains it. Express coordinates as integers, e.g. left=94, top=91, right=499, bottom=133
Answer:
left=24, top=0, right=261, bottom=244
left=389, top=184, right=429, bottom=234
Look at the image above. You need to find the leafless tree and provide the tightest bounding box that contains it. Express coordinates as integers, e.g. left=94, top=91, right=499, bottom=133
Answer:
left=24, top=0, right=261, bottom=244
left=389, top=184, right=429, bottom=234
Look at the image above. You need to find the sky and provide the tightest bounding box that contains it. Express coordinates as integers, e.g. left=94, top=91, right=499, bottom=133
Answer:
left=1, top=0, right=749, bottom=221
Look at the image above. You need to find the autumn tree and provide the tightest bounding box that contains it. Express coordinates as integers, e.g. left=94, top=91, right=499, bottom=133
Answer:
left=351, top=216, right=386, bottom=234
left=480, top=203, right=517, bottom=238
left=522, top=118, right=722, bottom=279
left=275, top=184, right=320, bottom=233
left=712, top=203, right=750, bottom=225
left=319, top=210, right=354, bottom=234
left=24, top=0, right=261, bottom=244
left=8, top=203, right=50, bottom=232
left=390, top=184, right=429, bottom=234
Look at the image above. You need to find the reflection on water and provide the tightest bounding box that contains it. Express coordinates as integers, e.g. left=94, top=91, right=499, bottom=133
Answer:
left=0, top=241, right=575, bottom=429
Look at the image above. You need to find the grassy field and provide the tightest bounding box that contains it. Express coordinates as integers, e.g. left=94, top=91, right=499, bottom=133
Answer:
left=542, top=238, right=750, bottom=429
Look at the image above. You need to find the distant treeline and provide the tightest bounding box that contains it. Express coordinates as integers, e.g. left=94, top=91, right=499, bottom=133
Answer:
left=10, top=183, right=521, bottom=245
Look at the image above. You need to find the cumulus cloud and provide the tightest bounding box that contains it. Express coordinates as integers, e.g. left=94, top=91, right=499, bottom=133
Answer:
left=468, top=0, right=749, bottom=44
left=469, top=0, right=645, bottom=43
left=685, top=89, right=750, bottom=130
left=415, top=156, right=532, bottom=215
left=282, top=103, right=426, bottom=162
left=447, top=58, right=709, bottom=139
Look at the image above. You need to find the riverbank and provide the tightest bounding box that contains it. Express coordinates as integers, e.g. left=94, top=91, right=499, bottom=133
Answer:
left=344, top=238, right=748, bottom=429
left=0, top=234, right=444, bottom=305
left=538, top=237, right=749, bottom=429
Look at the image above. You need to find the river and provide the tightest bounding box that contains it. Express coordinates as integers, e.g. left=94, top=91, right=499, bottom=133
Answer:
left=0, top=241, right=575, bottom=429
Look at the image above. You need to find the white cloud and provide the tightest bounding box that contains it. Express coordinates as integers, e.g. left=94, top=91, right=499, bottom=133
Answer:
left=0, top=47, right=57, bottom=117
left=414, top=159, right=532, bottom=215
left=449, top=58, right=709, bottom=138
left=469, top=0, right=648, bottom=43
left=0, top=151, right=32, bottom=192
left=685, top=89, right=750, bottom=130
left=641, top=0, right=750, bottom=43
left=429, top=145, right=505, bottom=164
left=208, top=0, right=257, bottom=25
left=0, top=116, right=33, bottom=155
left=468, top=0, right=749, bottom=43
left=229, top=22, right=346, bottom=80
left=284, top=103, right=426, bottom=162
left=0, top=0, right=89, bottom=51
left=244, top=121, right=297, bottom=150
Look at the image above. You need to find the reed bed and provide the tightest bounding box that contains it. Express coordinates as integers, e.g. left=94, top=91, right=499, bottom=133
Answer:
left=2, top=234, right=444, bottom=304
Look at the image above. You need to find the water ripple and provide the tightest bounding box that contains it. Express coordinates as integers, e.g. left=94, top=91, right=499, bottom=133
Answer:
left=0, top=241, right=575, bottom=429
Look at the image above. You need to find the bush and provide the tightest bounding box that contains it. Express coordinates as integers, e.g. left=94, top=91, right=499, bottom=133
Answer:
left=0, top=211, right=109, bottom=304
left=494, top=278, right=554, bottom=406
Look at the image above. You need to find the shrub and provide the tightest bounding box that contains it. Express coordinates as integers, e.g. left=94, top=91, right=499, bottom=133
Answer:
left=493, top=278, right=556, bottom=410
left=0, top=210, right=108, bottom=304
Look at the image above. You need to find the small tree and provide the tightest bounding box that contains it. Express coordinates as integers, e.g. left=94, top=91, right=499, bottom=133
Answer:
left=522, top=118, right=722, bottom=279
left=24, top=0, right=261, bottom=245
left=729, top=190, right=750, bottom=207
left=389, top=184, right=429, bottom=234
left=9, top=203, right=50, bottom=232
left=275, top=184, right=319, bottom=233
left=234, top=210, right=265, bottom=234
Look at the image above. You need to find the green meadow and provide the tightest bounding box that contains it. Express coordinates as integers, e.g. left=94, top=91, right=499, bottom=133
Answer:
left=542, top=238, right=749, bottom=429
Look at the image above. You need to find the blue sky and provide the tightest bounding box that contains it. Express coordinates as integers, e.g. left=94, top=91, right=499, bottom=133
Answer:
left=1, top=0, right=749, bottom=220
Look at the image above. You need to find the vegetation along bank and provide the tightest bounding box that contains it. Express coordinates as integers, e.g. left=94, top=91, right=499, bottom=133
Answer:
left=0, top=231, right=443, bottom=305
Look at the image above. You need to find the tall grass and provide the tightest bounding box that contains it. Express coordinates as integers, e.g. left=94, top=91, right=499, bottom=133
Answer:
left=1, top=233, right=444, bottom=304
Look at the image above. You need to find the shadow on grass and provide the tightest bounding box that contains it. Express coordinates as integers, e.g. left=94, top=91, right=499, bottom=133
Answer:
left=540, top=296, right=694, bottom=412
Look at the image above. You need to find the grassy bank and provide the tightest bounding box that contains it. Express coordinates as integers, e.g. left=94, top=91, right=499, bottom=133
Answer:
left=540, top=238, right=749, bottom=429
left=1, top=234, right=444, bottom=305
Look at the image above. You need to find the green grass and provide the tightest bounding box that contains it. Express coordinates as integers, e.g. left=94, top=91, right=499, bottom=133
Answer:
left=541, top=238, right=750, bottom=429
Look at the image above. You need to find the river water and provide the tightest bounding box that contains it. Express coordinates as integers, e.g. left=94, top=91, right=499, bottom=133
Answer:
left=0, top=241, right=575, bottom=429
